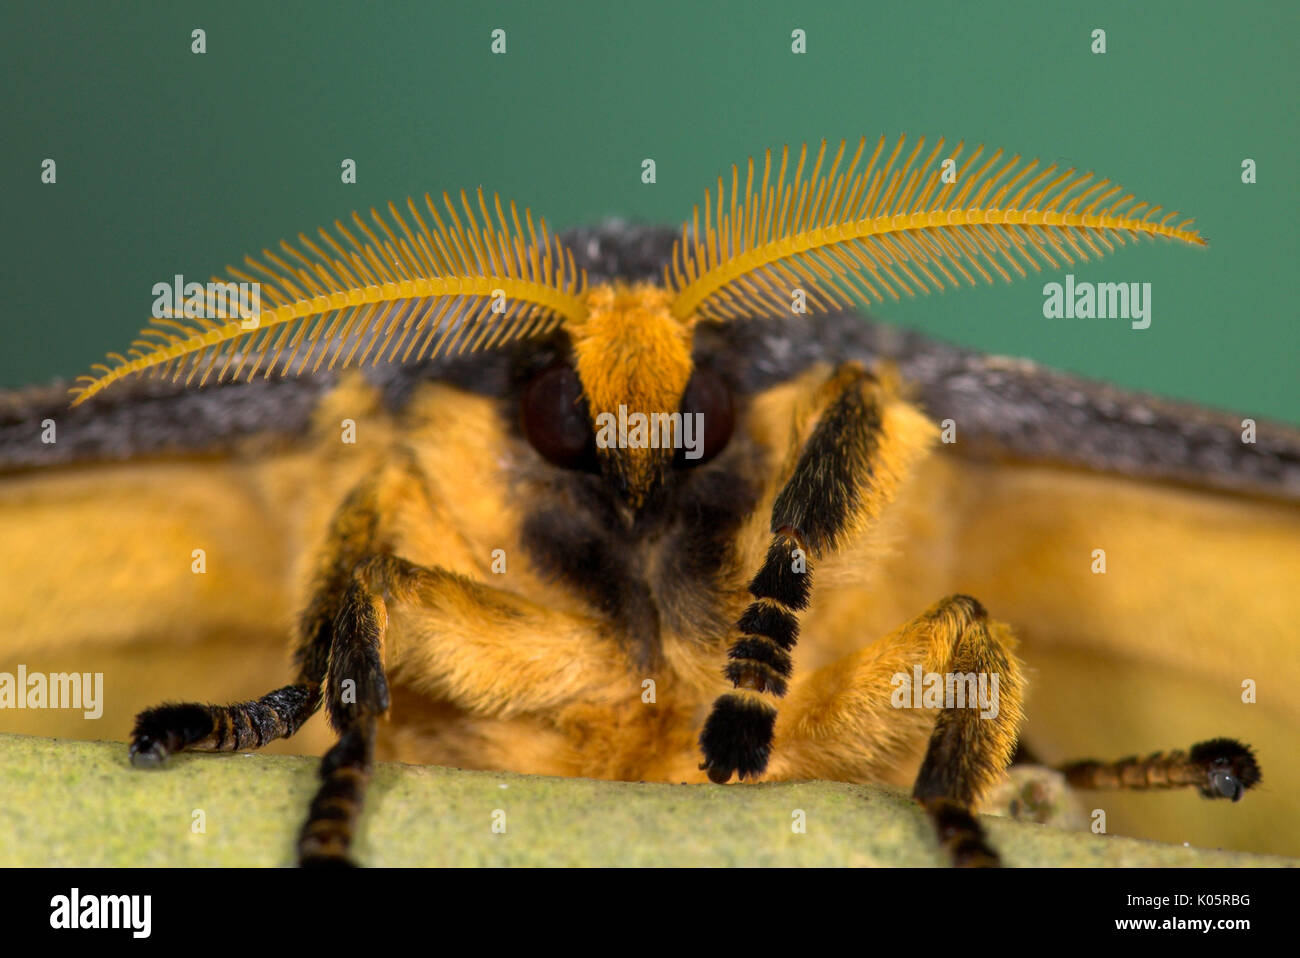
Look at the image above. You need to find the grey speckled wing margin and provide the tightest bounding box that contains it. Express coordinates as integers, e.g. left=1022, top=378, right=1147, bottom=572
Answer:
left=899, top=339, right=1300, bottom=500
left=0, top=375, right=334, bottom=473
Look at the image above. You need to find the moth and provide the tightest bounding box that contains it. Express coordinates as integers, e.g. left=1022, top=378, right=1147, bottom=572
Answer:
left=3, top=134, right=1294, bottom=867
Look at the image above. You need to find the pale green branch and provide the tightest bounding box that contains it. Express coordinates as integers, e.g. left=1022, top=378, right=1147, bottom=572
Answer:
left=1, top=733, right=1292, bottom=867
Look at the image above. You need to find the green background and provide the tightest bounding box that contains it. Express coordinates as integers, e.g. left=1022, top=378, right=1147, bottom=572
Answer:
left=2, top=0, right=1296, bottom=422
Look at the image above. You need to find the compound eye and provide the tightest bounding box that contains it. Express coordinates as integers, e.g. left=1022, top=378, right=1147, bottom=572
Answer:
left=521, top=364, right=597, bottom=470
left=677, top=366, right=734, bottom=466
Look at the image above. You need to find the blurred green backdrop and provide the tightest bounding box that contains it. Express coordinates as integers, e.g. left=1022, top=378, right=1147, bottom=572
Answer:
left=2, top=0, right=1296, bottom=421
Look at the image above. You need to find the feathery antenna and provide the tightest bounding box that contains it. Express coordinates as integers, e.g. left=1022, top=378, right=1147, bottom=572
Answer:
left=666, top=135, right=1205, bottom=323
left=70, top=189, right=587, bottom=406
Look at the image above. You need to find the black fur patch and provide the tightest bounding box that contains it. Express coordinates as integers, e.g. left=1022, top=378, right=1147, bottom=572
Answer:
left=770, top=377, right=881, bottom=556
left=520, top=505, right=662, bottom=667
left=912, top=719, right=970, bottom=806
left=517, top=412, right=758, bottom=665
left=698, top=694, right=777, bottom=783
left=1190, top=738, right=1261, bottom=800
left=129, top=703, right=213, bottom=766
left=736, top=601, right=799, bottom=650
left=747, top=534, right=812, bottom=610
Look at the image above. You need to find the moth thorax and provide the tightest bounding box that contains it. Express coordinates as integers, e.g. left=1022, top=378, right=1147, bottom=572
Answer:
left=573, top=282, right=695, bottom=506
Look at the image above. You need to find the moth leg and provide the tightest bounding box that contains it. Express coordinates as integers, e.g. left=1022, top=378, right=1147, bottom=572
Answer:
left=698, top=362, right=933, bottom=784
left=1058, top=738, right=1261, bottom=801
left=297, top=573, right=389, bottom=867
left=761, top=595, right=1025, bottom=866
left=128, top=683, right=318, bottom=767
left=907, top=596, right=1025, bottom=867
left=290, top=466, right=405, bottom=866
left=125, top=473, right=393, bottom=767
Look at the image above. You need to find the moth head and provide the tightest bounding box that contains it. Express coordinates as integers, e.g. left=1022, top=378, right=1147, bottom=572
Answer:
left=520, top=283, right=737, bottom=513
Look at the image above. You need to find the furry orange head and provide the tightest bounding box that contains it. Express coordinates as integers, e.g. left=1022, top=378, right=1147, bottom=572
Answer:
left=571, top=283, right=695, bottom=506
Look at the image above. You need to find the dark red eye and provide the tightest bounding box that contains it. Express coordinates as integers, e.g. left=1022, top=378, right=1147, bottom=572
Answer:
left=676, top=367, right=734, bottom=466
left=521, top=364, right=598, bottom=470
